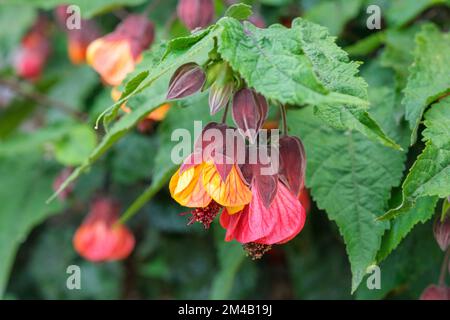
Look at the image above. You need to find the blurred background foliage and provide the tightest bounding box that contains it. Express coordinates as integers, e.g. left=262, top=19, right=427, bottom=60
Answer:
left=0, top=0, right=449, bottom=299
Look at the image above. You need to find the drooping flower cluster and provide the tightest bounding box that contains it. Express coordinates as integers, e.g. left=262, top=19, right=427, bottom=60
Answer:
left=167, top=61, right=308, bottom=257
left=73, top=197, right=135, bottom=262
left=14, top=16, right=51, bottom=80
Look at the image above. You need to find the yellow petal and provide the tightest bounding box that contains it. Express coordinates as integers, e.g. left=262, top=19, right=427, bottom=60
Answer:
left=202, top=161, right=252, bottom=207
left=169, top=165, right=211, bottom=208
left=225, top=205, right=245, bottom=215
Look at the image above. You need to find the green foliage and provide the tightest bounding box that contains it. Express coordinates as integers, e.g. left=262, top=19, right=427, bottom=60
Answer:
left=384, top=97, right=450, bottom=219
left=0, top=153, right=64, bottom=296
left=403, top=24, right=450, bottom=144
left=287, top=80, right=407, bottom=292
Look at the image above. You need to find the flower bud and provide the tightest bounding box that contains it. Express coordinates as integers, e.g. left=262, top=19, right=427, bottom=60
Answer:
left=232, top=88, right=268, bottom=143
left=279, top=135, right=306, bottom=197
left=73, top=198, right=135, bottom=262
left=207, top=62, right=234, bottom=114
left=177, top=0, right=215, bottom=30
left=167, top=63, right=206, bottom=100
left=420, top=285, right=450, bottom=300
left=434, top=215, right=450, bottom=251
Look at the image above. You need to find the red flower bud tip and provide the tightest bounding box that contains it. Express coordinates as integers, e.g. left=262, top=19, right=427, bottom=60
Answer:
left=167, top=63, right=206, bottom=100
left=52, top=167, right=74, bottom=201
left=87, top=15, right=154, bottom=86
left=183, top=200, right=222, bottom=229
left=73, top=198, right=135, bottom=262
left=243, top=242, right=272, bottom=260
left=177, top=0, right=215, bottom=31
left=248, top=14, right=266, bottom=28
left=14, top=17, right=51, bottom=80
left=232, top=88, right=268, bottom=143
left=420, top=285, right=450, bottom=300
left=434, top=215, right=450, bottom=251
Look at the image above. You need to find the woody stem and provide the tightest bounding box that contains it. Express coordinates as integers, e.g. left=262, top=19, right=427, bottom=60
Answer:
left=279, top=104, right=288, bottom=135
left=438, top=247, right=449, bottom=286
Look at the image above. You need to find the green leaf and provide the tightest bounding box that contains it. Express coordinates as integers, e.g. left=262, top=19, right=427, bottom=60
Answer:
left=288, top=87, right=406, bottom=292
left=379, top=26, right=420, bottom=89
left=224, top=3, right=253, bottom=20
left=385, top=0, right=449, bottom=27
left=377, top=196, right=438, bottom=262
left=356, top=220, right=442, bottom=300
left=49, top=27, right=219, bottom=201
left=344, top=32, right=386, bottom=57
left=403, top=24, right=450, bottom=144
left=210, top=222, right=245, bottom=300
left=0, top=153, right=64, bottom=297
left=54, top=124, right=97, bottom=166
left=383, top=96, right=450, bottom=220
left=304, top=0, right=363, bottom=36
left=217, top=17, right=399, bottom=149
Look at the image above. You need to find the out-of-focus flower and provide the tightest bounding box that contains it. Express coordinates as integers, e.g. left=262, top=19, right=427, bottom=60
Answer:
left=54, top=5, right=101, bottom=64
left=169, top=123, right=252, bottom=228
left=14, top=16, right=51, bottom=80
left=177, top=0, right=215, bottom=30
left=87, top=15, right=154, bottom=86
left=420, top=285, right=450, bottom=300
left=73, top=197, right=135, bottom=262
left=167, top=63, right=206, bottom=100
left=232, top=88, right=268, bottom=143
left=434, top=215, right=450, bottom=251
left=52, top=167, right=74, bottom=201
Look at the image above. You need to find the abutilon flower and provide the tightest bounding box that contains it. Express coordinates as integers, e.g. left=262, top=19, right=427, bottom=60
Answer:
left=14, top=16, right=51, bottom=80
left=52, top=167, right=74, bottom=201
left=87, top=15, right=154, bottom=86
left=73, top=198, right=135, bottom=262
left=420, top=285, right=450, bottom=300
left=220, top=135, right=307, bottom=258
left=232, top=88, right=268, bottom=143
left=434, top=215, right=450, bottom=251
left=169, top=122, right=252, bottom=228
left=166, top=63, right=206, bottom=100
left=177, top=0, right=215, bottom=31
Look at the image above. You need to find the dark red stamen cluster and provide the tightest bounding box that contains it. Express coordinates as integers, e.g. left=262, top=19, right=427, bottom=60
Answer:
left=184, top=201, right=222, bottom=229
left=243, top=242, right=272, bottom=260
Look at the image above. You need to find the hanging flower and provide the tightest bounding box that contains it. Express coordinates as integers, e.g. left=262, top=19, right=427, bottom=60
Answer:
left=87, top=15, right=154, bottom=86
left=169, top=122, right=252, bottom=228
left=73, top=198, right=135, bottom=262
left=220, top=135, right=307, bottom=258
